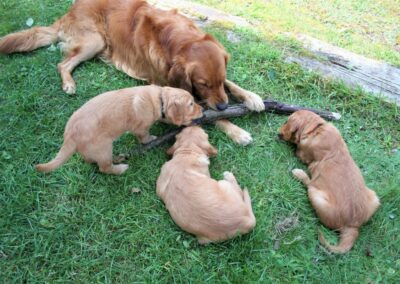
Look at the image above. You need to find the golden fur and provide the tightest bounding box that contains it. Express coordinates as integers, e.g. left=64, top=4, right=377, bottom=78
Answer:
left=157, top=126, right=256, bottom=244
left=36, top=85, right=202, bottom=175
left=0, top=0, right=264, bottom=145
left=279, top=110, right=380, bottom=253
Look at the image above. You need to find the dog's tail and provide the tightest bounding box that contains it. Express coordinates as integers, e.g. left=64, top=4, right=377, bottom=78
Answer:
left=241, top=188, right=256, bottom=233
left=318, top=227, right=359, bottom=254
left=0, top=21, right=60, bottom=54
left=35, top=139, right=76, bottom=173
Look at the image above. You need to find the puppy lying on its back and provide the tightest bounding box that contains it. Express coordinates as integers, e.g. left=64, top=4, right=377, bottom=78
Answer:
left=279, top=110, right=380, bottom=253
left=157, top=126, right=256, bottom=244
left=36, top=85, right=203, bottom=175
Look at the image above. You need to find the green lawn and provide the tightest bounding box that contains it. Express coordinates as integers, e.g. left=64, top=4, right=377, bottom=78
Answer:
left=193, top=0, right=400, bottom=67
left=0, top=1, right=399, bottom=282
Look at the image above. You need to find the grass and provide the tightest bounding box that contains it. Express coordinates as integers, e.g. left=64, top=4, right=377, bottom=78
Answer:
left=193, top=0, right=400, bottom=67
left=0, top=0, right=399, bottom=283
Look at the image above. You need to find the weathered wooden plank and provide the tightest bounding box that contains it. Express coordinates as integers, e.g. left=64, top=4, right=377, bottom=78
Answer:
left=289, top=34, right=400, bottom=105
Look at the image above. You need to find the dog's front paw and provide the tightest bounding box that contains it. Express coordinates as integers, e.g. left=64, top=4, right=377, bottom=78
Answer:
left=292, top=168, right=310, bottom=185
left=232, top=128, right=253, bottom=146
left=62, top=81, right=76, bottom=95
left=223, top=171, right=234, bottom=181
left=244, top=91, right=265, bottom=112
left=113, top=164, right=129, bottom=175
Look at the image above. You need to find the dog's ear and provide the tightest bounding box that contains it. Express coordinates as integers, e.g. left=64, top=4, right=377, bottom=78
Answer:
left=200, top=140, right=217, bottom=157
left=166, top=143, right=177, bottom=155
left=168, top=59, right=193, bottom=93
left=301, top=119, right=324, bottom=140
left=165, top=98, right=185, bottom=126
left=206, top=144, right=218, bottom=157
left=224, top=52, right=230, bottom=66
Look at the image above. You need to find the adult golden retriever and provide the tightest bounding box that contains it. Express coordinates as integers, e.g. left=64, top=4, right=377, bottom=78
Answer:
left=157, top=126, right=256, bottom=244
left=36, top=85, right=203, bottom=175
left=278, top=110, right=380, bottom=253
left=0, top=0, right=264, bottom=145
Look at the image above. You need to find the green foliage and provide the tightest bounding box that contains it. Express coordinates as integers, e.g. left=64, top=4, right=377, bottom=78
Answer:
left=0, top=1, right=399, bottom=282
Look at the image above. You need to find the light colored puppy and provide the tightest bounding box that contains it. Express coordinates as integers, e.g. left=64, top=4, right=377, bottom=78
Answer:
left=157, top=126, right=256, bottom=244
left=36, top=85, right=203, bottom=175
left=279, top=110, right=380, bottom=253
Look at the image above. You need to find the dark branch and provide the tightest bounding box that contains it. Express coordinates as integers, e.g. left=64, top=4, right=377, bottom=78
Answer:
left=116, top=99, right=340, bottom=159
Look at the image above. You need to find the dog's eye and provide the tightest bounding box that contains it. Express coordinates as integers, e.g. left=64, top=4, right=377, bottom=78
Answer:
left=196, top=81, right=208, bottom=88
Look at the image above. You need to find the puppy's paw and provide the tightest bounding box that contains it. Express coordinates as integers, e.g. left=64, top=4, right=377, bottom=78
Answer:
left=223, top=171, right=235, bottom=181
left=113, top=164, right=129, bottom=175
left=232, top=129, right=253, bottom=146
left=292, top=168, right=310, bottom=184
left=198, top=237, right=212, bottom=245
left=62, top=81, right=76, bottom=95
left=244, top=91, right=265, bottom=112
left=142, top=135, right=157, bottom=144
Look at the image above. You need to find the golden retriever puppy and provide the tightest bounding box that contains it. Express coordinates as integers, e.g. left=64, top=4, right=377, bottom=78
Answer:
left=278, top=110, right=380, bottom=253
left=157, top=126, right=256, bottom=244
left=0, top=0, right=264, bottom=145
left=36, top=85, right=202, bottom=175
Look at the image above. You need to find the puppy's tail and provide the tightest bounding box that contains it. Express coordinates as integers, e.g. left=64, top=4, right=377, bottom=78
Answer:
left=241, top=188, right=256, bottom=233
left=318, top=227, right=359, bottom=254
left=35, top=139, right=76, bottom=173
left=0, top=21, right=60, bottom=54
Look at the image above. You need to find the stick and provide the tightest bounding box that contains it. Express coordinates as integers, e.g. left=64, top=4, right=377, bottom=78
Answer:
left=115, top=99, right=340, bottom=159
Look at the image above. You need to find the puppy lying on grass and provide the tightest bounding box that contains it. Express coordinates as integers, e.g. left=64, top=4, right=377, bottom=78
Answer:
left=279, top=110, right=380, bottom=253
left=36, top=85, right=202, bottom=175
left=157, top=126, right=256, bottom=244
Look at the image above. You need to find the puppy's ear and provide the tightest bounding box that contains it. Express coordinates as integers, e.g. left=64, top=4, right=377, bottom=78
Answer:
left=166, top=143, right=177, bottom=155
left=302, top=120, right=324, bottom=139
left=207, top=145, right=218, bottom=157
left=165, top=99, right=184, bottom=126
left=168, top=59, right=193, bottom=93
left=201, top=141, right=217, bottom=157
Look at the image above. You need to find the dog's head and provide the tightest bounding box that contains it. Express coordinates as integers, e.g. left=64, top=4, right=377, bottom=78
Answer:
left=278, top=110, right=325, bottom=144
left=162, top=87, right=203, bottom=126
left=168, top=34, right=229, bottom=111
left=167, top=126, right=217, bottom=157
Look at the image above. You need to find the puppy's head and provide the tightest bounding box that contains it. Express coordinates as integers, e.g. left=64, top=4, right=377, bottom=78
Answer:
left=162, top=87, right=203, bottom=126
left=168, top=34, right=229, bottom=111
left=167, top=126, right=217, bottom=157
left=278, top=110, right=325, bottom=144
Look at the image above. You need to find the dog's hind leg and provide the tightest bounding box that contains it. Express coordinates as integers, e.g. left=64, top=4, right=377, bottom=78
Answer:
left=292, top=169, right=311, bottom=186
left=58, top=33, right=105, bottom=94
left=83, top=140, right=128, bottom=175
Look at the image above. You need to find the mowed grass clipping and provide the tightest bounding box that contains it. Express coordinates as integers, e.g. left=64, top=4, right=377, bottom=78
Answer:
left=0, top=1, right=399, bottom=283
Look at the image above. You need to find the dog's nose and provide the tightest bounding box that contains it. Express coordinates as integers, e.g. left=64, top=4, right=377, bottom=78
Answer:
left=277, top=133, right=283, bottom=140
left=216, top=103, right=228, bottom=111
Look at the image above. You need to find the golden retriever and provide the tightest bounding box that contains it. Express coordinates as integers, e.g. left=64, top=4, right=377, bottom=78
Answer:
left=0, top=0, right=264, bottom=145
left=157, top=126, right=256, bottom=244
left=36, top=85, right=202, bottom=175
left=278, top=110, right=380, bottom=253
